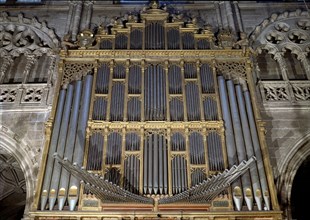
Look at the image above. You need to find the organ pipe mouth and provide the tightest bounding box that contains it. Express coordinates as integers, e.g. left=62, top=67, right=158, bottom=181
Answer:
left=233, top=186, right=242, bottom=197
left=58, top=188, right=66, bottom=196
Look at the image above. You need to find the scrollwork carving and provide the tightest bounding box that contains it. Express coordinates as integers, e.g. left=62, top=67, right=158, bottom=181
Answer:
left=62, top=62, right=94, bottom=86
left=291, top=83, right=310, bottom=101
left=263, top=85, right=289, bottom=101
left=216, top=61, right=247, bottom=80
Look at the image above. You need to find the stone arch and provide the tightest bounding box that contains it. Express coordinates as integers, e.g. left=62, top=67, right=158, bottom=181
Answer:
left=277, top=131, right=310, bottom=220
left=0, top=125, right=38, bottom=220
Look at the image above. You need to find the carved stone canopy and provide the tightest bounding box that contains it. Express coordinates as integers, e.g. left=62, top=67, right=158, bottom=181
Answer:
left=0, top=12, right=60, bottom=57
left=249, top=9, right=310, bottom=56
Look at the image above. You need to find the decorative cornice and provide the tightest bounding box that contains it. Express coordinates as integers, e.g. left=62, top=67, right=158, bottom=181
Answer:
left=61, top=49, right=248, bottom=60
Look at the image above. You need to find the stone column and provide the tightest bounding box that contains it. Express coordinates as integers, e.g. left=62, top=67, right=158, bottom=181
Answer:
left=71, top=1, right=83, bottom=41
left=65, top=1, right=75, bottom=35
left=0, top=56, right=13, bottom=83
left=233, top=1, right=244, bottom=32
left=22, top=55, right=37, bottom=84
left=297, top=52, right=310, bottom=79
left=273, top=52, right=289, bottom=81
left=83, top=1, right=93, bottom=30
left=46, top=54, right=57, bottom=86
left=214, top=1, right=223, bottom=30
left=224, top=1, right=236, bottom=34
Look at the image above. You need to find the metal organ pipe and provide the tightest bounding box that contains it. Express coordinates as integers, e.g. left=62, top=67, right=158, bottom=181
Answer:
left=236, top=85, right=263, bottom=210
left=40, top=89, right=66, bottom=210
left=58, top=80, right=82, bottom=211
left=143, top=133, right=168, bottom=195
left=96, top=64, right=109, bottom=94
left=244, top=90, right=271, bottom=210
left=49, top=84, right=74, bottom=210
left=87, top=133, right=104, bottom=171
left=68, top=74, right=93, bottom=211
left=110, top=83, right=125, bottom=121
left=186, top=83, right=201, bottom=121
left=227, top=79, right=253, bottom=211
left=217, top=75, right=243, bottom=211
left=207, top=131, right=224, bottom=171
left=107, top=133, right=122, bottom=164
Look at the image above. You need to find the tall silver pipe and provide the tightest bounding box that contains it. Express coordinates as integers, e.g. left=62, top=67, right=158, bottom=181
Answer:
left=236, top=85, right=262, bottom=210
left=40, top=89, right=66, bottom=210
left=153, top=134, right=159, bottom=194
left=244, top=90, right=270, bottom=210
left=159, top=135, right=163, bottom=194
left=148, top=135, right=153, bottom=194
left=217, top=76, right=243, bottom=210
left=58, top=80, right=82, bottom=210
left=143, top=138, right=148, bottom=194
left=163, top=138, right=168, bottom=194
left=68, top=74, right=93, bottom=211
left=227, top=80, right=253, bottom=210
left=49, top=84, right=74, bottom=210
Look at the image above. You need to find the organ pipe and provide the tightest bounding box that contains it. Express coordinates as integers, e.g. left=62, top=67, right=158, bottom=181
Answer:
left=182, top=32, right=195, bottom=49
left=115, top=34, right=128, bottom=50
left=244, top=90, right=271, bottom=210
left=125, top=133, right=140, bottom=151
left=172, top=156, right=188, bottom=194
left=171, top=132, right=185, bottom=151
left=93, top=97, right=107, bottom=121
left=189, top=132, right=205, bottom=165
left=87, top=132, right=104, bottom=170
left=106, top=132, right=122, bottom=164
left=191, top=169, right=206, bottom=187
left=96, top=64, right=110, bottom=94
left=207, top=131, right=224, bottom=171
left=128, top=65, right=141, bottom=94
left=49, top=84, right=74, bottom=210
left=236, top=84, right=263, bottom=210
left=185, top=82, right=201, bottom=121
left=167, top=28, right=180, bottom=49
left=217, top=75, right=243, bottom=211
left=168, top=65, right=182, bottom=94
left=68, top=74, right=93, bottom=211
left=40, top=89, right=66, bottom=210
left=144, top=65, right=166, bottom=121
left=130, top=29, right=143, bottom=49
left=170, top=98, right=184, bottom=121
left=57, top=80, right=82, bottom=211
left=203, top=97, right=218, bottom=121
left=227, top=79, right=253, bottom=211
left=110, top=83, right=125, bottom=121
left=200, top=64, right=215, bottom=93
left=143, top=133, right=168, bottom=195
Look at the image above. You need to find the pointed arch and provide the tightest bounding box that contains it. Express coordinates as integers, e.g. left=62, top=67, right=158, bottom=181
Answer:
left=277, top=131, right=310, bottom=219
left=0, top=125, right=38, bottom=219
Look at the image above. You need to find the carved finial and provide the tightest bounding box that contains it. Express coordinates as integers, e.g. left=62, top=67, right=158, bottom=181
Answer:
left=18, top=13, right=24, bottom=23
left=149, top=0, right=159, bottom=9
left=1, top=12, right=9, bottom=21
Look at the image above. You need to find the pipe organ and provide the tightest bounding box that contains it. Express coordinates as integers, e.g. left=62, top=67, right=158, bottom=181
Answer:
left=34, top=1, right=281, bottom=219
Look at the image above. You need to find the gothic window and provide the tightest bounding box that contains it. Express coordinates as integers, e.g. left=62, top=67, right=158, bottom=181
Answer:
left=257, top=50, right=282, bottom=80
left=283, top=50, right=307, bottom=80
